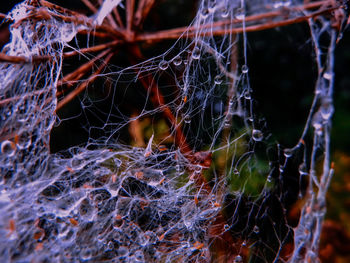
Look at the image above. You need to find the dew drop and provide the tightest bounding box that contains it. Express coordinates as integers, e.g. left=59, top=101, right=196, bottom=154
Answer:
left=252, top=129, right=263, bottom=141
left=320, top=99, right=334, bottom=120
left=283, top=148, right=293, bottom=158
left=192, top=47, right=201, bottom=60
left=158, top=60, right=169, bottom=70
left=1, top=140, right=16, bottom=157
left=208, top=0, right=216, bottom=13
left=80, top=249, right=92, bottom=260
left=224, top=224, right=229, bottom=231
left=184, top=115, right=191, bottom=124
left=241, top=64, right=249, bottom=73
left=176, top=164, right=180, bottom=173
left=172, top=55, right=182, bottom=66
left=214, top=75, right=223, bottom=85
left=273, top=0, right=291, bottom=8
left=235, top=8, right=245, bottom=20
left=200, top=8, right=209, bottom=19
left=298, top=164, right=308, bottom=176
left=244, top=90, right=251, bottom=100
left=134, top=251, right=144, bottom=261
left=253, top=225, right=259, bottom=234
left=5, top=107, right=13, bottom=118
left=279, top=165, right=284, bottom=173
left=16, top=132, right=32, bottom=149
left=194, top=165, right=202, bottom=174
left=267, top=175, right=272, bottom=182
left=224, top=120, right=231, bottom=128
left=234, top=255, right=243, bottom=263
left=220, top=7, right=229, bottom=18
left=323, top=72, right=332, bottom=80
left=233, top=168, right=239, bottom=175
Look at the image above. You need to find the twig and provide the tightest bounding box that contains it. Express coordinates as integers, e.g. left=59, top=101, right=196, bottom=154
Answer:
left=112, top=6, right=125, bottom=28
left=134, top=0, right=156, bottom=29
left=81, top=0, right=98, bottom=13
left=56, top=52, right=114, bottom=111
left=63, top=40, right=120, bottom=58
left=0, top=53, right=28, bottom=63
left=126, top=0, right=136, bottom=40
left=57, top=48, right=111, bottom=89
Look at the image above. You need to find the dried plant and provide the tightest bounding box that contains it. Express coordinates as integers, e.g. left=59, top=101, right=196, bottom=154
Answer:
left=0, top=0, right=348, bottom=262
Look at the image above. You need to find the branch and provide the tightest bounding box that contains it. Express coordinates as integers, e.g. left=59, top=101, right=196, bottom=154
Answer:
left=135, top=1, right=340, bottom=42
left=56, top=52, right=114, bottom=111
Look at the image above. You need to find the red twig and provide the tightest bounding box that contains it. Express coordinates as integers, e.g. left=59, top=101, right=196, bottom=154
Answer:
left=56, top=52, right=114, bottom=111
left=57, top=48, right=111, bottom=89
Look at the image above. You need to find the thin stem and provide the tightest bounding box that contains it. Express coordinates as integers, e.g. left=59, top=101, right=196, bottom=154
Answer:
left=126, top=0, right=135, bottom=40
left=134, top=0, right=156, bottom=28
left=57, top=48, right=111, bottom=88
left=63, top=40, right=120, bottom=58
left=81, top=0, right=98, bottom=13
left=135, top=3, right=339, bottom=42
left=56, top=52, right=114, bottom=111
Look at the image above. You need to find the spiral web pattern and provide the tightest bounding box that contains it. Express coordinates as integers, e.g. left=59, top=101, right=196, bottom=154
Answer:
left=0, top=0, right=346, bottom=262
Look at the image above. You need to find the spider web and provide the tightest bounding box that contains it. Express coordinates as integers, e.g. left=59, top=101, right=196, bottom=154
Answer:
left=0, top=0, right=346, bottom=262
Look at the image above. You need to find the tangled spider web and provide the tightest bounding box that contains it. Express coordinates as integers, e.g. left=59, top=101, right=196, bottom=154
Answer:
left=0, top=0, right=348, bottom=262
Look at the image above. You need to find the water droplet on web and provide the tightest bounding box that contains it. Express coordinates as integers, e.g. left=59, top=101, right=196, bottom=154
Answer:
left=234, top=255, right=243, bottom=263
left=323, top=72, right=332, bottom=80
left=5, top=107, right=13, bottom=118
left=114, top=158, right=122, bottom=167
left=242, top=241, right=247, bottom=246
left=235, top=8, right=245, bottom=20
left=233, top=168, right=239, bottom=175
left=244, top=90, right=251, bottom=100
left=224, top=224, right=229, bottom=231
left=299, top=164, right=308, bottom=176
left=283, top=148, right=293, bottom=158
left=134, top=251, right=144, bottom=261
left=252, top=129, right=263, bottom=141
left=172, top=55, right=182, bottom=66
left=17, top=132, right=32, bottom=149
left=208, top=0, right=216, bottom=12
left=107, top=241, right=115, bottom=249
left=200, top=8, right=209, bottom=19
left=80, top=249, right=92, bottom=260
left=267, top=175, right=272, bottom=182
left=195, top=165, right=202, bottom=174
left=1, top=140, right=16, bottom=157
left=320, top=99, right=334, bottom=120
left=253, top=225, right=260, bottom=234
left=224, top=120, right=231, bottom=128
left=214, top=75, right=223, bottom=85
left=220, top=7, right=229, bottom=18
left=192, top=47, right=201, bottom=60
left=279, top=165, right=284, bottom=173
left=241, top=64, right=249, bottom=73
left=273, top=0, right=291, bottom=8
left=184, top=115, right=191, bottom=124
left=158, top=60, right=169, bottom=70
